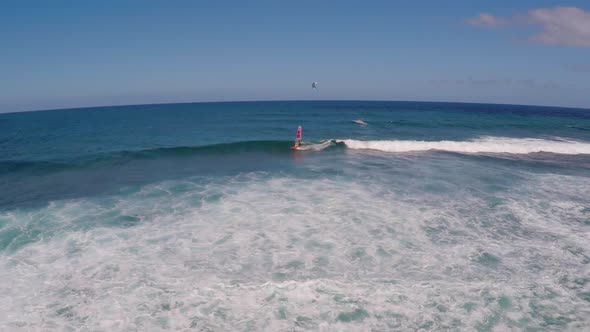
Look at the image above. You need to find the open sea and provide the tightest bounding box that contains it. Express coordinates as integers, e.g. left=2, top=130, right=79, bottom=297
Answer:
left=1, top=101, right=590, bottom=331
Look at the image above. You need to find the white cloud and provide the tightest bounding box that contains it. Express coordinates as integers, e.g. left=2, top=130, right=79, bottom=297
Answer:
left=527, top=7, right=590, bottom=47
left=466, top=13, right=507, bottom=28
left=467, top=7, right=590, bottom=47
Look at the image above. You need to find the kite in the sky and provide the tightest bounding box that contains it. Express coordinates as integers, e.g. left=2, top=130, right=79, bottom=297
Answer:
left=312, top=82, right=318, bottom=89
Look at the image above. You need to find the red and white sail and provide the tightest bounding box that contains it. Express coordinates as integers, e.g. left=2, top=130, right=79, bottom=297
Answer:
left=295, top=126, right=302, bottom=143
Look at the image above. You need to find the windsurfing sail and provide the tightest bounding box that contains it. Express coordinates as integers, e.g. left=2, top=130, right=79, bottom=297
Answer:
left=291, top=126, right=302, bottom=151
left=312, top=82, right=318, bottom=89
left=295, top=126, right=302, bottom=144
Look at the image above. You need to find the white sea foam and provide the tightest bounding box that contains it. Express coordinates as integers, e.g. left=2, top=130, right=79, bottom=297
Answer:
left=297, top=140, right=335, bottom=151
left=339, top=136, right=590, bottom=155
left=0, top=172, right=589, bottom=330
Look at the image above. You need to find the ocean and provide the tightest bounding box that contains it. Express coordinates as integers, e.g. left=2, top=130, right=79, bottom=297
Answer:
left=1, top=101, right=589, bottom=331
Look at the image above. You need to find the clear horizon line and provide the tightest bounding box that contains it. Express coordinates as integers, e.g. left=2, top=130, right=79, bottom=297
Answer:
left=2, top=98, right=589, bottom=115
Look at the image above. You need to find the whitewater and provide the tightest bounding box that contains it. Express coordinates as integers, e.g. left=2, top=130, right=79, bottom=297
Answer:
left=338, top=136, right=590, bottom=155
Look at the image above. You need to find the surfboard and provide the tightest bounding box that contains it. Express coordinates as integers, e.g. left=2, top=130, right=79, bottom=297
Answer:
left=291, top=126, right=302, bottom=150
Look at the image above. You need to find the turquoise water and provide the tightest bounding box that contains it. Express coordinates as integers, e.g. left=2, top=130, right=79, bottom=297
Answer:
left=1, top=101, right=590, bottom=330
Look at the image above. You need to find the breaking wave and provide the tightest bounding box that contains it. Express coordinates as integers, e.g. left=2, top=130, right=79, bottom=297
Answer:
left=338, top=137, right=590, bottom=155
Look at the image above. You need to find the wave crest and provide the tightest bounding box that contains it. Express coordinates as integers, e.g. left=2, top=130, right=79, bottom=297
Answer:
left=338, top=137, right=590, bottom=155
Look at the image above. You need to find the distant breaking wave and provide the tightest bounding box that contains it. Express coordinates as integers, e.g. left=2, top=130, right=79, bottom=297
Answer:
left=3, top=137, right=590, bottom=176
left=338, top=137, right=590, bottom=155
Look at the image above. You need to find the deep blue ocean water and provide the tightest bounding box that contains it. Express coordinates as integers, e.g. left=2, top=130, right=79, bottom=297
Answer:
left=1, top=101, right=589, bottom=330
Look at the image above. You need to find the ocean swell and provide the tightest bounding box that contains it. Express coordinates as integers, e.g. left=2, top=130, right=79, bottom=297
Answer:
left=0, top=140, right=296, bottom=175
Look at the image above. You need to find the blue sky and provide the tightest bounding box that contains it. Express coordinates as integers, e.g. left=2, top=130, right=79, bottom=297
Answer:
left=1, top=0, right=589, bottom=112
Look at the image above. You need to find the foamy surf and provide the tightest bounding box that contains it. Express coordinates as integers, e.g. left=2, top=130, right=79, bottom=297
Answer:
left=297, top=140, right=336, bottom=151
left=338, top=137, right=590, bottom=155
left=2, top=174, right=590, bottom=330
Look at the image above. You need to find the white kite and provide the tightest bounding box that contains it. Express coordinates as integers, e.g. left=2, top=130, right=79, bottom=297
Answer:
left=312, top=81, right=318, bottom=89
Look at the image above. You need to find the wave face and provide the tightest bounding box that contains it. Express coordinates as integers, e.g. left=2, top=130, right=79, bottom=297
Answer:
left=0, top=140, right=294, bottom=174
left=339, top=137, right=590, bottom=155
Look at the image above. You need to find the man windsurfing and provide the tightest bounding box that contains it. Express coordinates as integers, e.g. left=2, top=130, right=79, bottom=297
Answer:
left=291, top=126, right=302, bottom=150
